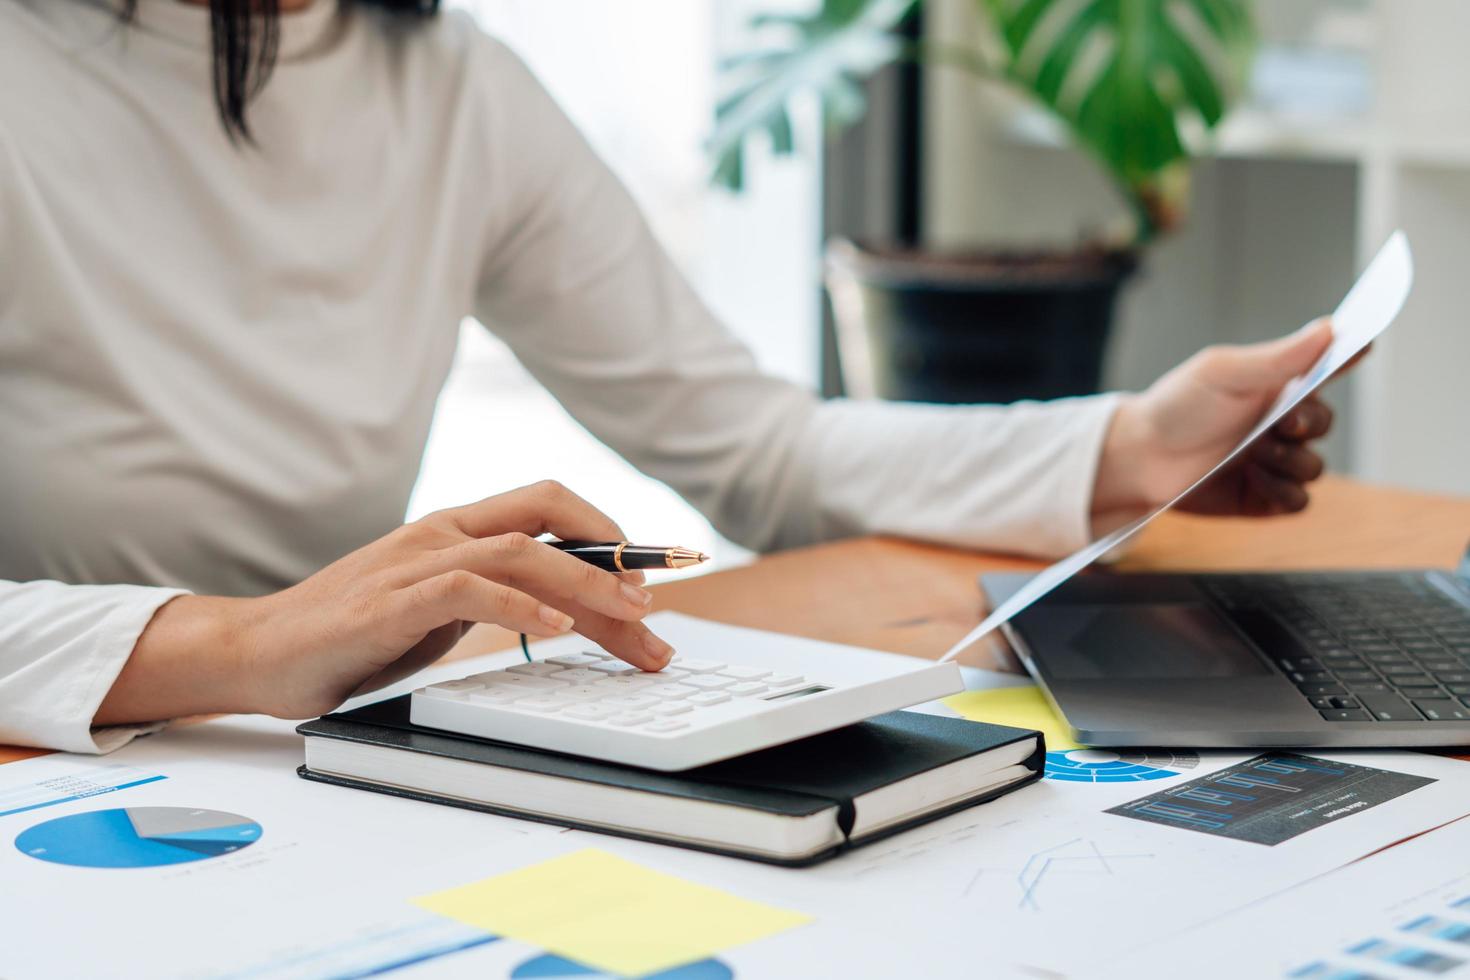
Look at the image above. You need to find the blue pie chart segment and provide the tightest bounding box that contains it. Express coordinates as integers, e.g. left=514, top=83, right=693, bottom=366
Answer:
left=1043, top=749, right=1200, bottom=783
left=512, top=953, right=733, bottom=979
left=15, top=807, right=262, bottom=868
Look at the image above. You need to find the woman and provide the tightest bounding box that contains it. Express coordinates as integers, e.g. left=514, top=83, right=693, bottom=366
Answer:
left=0, top=0, right=1339, bottom=753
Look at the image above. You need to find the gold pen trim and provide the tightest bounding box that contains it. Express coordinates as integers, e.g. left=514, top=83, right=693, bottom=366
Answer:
left=613, top=541, right=629, bottom=573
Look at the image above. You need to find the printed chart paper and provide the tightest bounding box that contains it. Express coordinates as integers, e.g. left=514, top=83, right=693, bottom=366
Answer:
left=0, top=758, right=165, bottom=818
left=1106, top=752, right=1435, bottom=845
left=413, top=848, right=811, bottom=977
left=1098, top=815, right=1470, bottom=980
left=940, top=231, right=1414, bottom=664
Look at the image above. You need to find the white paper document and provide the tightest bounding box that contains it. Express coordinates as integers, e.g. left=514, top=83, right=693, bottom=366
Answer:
left=3, top=611, right=1467, bottom=980
left=939, top=231, right=1414, bottom=664
left=1099, top=813, right=1470, bottom=980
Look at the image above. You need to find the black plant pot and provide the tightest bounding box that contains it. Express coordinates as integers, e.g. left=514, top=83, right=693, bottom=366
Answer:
left=825, top=238, right=1139, bottom=405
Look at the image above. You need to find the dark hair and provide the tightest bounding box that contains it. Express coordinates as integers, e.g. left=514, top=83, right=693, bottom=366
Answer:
left=118, top=0, right=439, bottom=142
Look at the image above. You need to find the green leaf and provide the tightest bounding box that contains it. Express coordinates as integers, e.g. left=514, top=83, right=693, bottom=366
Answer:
left=981, top=0, right=1254, bottom=237
left=709, top=0, right=918, bottom=191
left=710, top=0, right=1254, bottom=241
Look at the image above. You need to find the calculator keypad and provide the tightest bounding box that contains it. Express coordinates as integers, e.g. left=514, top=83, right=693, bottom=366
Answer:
left=418, top=652, right=815, bottom=735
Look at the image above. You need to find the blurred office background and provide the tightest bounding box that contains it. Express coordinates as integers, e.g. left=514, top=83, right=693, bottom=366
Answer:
left=408, top=0, right=1470, bottom=575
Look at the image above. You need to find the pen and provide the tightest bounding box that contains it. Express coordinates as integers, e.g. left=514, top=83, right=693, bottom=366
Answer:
left=549, top=539, right=709, bottom=572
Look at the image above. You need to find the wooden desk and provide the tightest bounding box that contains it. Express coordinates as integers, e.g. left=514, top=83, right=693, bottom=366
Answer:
left=3, top=475, right=1468, bottom=767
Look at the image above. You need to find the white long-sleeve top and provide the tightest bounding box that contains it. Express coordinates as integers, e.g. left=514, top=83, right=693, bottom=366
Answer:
left=0, top=0, right=1119, bottom=752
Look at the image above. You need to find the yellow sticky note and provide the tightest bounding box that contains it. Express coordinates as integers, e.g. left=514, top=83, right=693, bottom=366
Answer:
left=412, top=849, right=810, bottom=977
left=943, top=684, right=1081, bottom=751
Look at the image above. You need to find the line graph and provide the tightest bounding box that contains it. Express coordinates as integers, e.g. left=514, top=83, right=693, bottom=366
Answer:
left=965, top=837, right=1156, bottom=910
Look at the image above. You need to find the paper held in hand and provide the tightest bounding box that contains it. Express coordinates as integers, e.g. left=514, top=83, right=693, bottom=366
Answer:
left=938, top=231, right=1414, bottom=665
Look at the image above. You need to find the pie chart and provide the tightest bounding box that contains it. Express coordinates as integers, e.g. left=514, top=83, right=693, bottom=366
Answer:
left=511, top=954, right=732, bottom=979
left=15, top=806, right=261, bottom=868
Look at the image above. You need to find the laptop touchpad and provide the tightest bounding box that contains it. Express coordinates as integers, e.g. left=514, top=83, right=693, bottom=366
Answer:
left=1016, top=604, right=1271, bottom=680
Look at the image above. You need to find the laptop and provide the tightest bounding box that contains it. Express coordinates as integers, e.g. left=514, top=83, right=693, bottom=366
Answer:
left=982, top=547, right=1470, bottom=748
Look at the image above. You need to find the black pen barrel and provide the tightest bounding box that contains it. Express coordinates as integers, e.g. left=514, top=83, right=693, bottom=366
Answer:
left=548, top=540, right=707, bottom=571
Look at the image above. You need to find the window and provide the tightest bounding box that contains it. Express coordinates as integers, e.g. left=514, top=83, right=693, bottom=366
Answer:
left=408, top=1, right=821, bottom=575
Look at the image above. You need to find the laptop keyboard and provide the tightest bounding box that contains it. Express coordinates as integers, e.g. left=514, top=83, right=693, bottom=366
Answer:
left=1200, top=573, right=1470, bottom=723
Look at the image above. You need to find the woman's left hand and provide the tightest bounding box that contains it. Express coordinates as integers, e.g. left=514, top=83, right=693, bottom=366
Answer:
left=1092, top=318, right=1347, bottom=527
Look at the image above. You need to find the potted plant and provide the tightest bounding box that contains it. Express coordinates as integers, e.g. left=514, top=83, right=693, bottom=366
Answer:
left=711, top=0, right=1256, bottom=403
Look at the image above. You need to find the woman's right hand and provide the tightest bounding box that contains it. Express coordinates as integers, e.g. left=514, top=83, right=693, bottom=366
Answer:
left=95, top=481, right=673, bottom=726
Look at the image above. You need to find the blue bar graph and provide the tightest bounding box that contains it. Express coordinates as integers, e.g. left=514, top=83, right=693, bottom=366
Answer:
left=1346, top=938, right=1462, bottom=974
left=1401, top=915, right=1470, bottom=945
left=1108, top=752, right=1433, bottom=845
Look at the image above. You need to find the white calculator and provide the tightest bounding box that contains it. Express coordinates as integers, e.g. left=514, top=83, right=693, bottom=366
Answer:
left=410, top=617, right=964, bottom=771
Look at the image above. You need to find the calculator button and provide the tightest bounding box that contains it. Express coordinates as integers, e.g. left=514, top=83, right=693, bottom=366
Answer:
left=589, top=661, right=642, bottom=675
left=546, top=653, right=604, bottom=667
left=431, top=679, right=484, bottom=693
left=548, top=668, right=604, bottom=684
left=643, top=720, right=689, bottom=733
left=686, top=691, right=730, bottom=707
left=555, top=686, right=608, bottom=702
left=485, top=674, right=564, bottom=690
left=601, top=695, right=660, bottom=710
left=608, top=712, right=654, bottom=727
left=684, top=675, right=735, bottom=691
left=764, top=674, right=805, bottom=689
left=506, top=662, right=568, bottom=677
left=645, top=683, right=699, bottom=699
left=563, top=704, right=620, bottom=721
left=420, top=686, right=470, bottom=701
left=727, top=682, right=767, bottom=697
left=719, top=666, right=771, bottom=680
left=513, top=696, right=573, bottom=713
left=596, top=675, right=659, bottom=691
left=650, top=668, right=690, bottom=681
left=466, top=688, right=524, bottom=705
left=650, top=702, right=692, bottom=716
left=671, top=658, right=724, bottom=674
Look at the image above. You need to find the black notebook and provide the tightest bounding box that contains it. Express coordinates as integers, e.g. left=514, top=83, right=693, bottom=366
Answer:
left=297, top=696, right=1043, bottom=866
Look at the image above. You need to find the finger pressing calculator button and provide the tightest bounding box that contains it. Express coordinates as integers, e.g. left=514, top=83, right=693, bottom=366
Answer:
left=590, top=661, right=641, bottom=676
left=506, top=662, right=568, bottom=677
left=546, top=653, right=604, bottom=667
left=607, top=712, right=654, bottom=727
left=684, top=675, right=735, bottom=691
left=601, top=695, right=660, bottom=710
left=686, top=691, right=730, bottom=707
left=644, top=720, right=689, bottom=733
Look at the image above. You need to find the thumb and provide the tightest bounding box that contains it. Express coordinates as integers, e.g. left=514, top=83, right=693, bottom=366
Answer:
left=1201, top=318, right=1332, bottom=394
